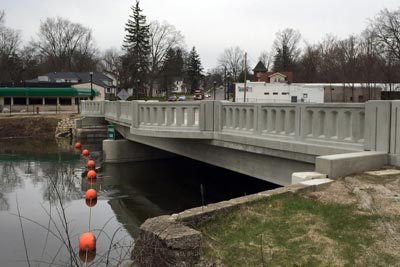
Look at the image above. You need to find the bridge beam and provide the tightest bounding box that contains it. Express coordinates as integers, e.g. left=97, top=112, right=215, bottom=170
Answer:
left=103, top=139, right=176, bottom=163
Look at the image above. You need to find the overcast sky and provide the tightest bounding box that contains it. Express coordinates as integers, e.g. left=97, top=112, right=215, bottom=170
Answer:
left=2, top=0, right=399, bottom=70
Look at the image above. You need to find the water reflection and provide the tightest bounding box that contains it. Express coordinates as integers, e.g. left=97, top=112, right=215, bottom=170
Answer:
left=0, top=137, right=277, bottom=266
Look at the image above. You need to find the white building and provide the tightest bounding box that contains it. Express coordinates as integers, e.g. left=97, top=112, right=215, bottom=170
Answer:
left=235, top=82, right=324, bottom=103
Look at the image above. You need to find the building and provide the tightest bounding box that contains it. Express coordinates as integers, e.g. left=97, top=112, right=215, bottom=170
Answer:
left=252, top=61, right=294, bottom=83
left=235, top=82, right=324, bottom=103
left=0, top=87, right=98, bottom=113
left=26, top=72, right=116, bottom=100
left=234, top=82, right=382, bottom=103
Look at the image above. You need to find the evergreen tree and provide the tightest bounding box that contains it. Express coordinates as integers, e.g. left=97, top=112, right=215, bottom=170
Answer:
left=123, top=0, right=150, bottom=97
left=161, top=48, right=184, bottom=96
left=186, top=46, right=203, bottom=93
left=273, top=44, right=294, bottom=72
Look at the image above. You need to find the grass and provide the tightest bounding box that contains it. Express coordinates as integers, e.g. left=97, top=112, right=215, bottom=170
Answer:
left=198, top=193, right=396, bottom=267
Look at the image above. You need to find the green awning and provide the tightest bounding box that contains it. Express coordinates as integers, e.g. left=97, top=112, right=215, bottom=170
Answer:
left=0, top=87, right=99, bottom=97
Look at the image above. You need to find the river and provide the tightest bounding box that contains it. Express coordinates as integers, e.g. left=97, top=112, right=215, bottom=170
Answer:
left=0, top=137, right=277, bottom=267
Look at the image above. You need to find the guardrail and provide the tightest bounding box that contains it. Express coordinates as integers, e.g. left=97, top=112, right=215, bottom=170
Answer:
left=82, top=100, right=400, bottom=154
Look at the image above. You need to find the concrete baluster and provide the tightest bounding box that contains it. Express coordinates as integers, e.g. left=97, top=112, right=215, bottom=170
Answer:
left=270, top=109, right=277, bottom=133
left=318, top=110, right=326, bottom=138
left=188, top=107, right=195, bottom=127
left=260, top=107, right=268, bottom=134
left=176, top=107, right=184, bottom=126
left=286, top=109, right=295, bottom=135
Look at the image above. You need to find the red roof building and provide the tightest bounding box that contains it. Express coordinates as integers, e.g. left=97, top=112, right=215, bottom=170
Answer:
left=252, top=61, right=294, bottom=83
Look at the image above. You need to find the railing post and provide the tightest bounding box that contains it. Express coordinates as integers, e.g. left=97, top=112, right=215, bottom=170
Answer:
left=131, top=101, right=144, bottom=128
left=116, top=101, right=122, bottom=120
left=297, top=104, right=306, bottom=141
left=390, top=101, right=400, bottom=165
left=100, top=101, right=106, bottom=115
left=213, top=101, right=228, bottom=132
left=365, top=100, right=391, bottom=152
left=200, top=101, right=214, bottom=131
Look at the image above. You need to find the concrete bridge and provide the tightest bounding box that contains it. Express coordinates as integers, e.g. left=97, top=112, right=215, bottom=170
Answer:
left=79, top=100, right=400, bottom=185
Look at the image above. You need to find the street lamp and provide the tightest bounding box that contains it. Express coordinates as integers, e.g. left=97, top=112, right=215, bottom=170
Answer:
left=136, top=79, right=140, bottom=100
left=213, top=81, right=217, bottom=100
left=227, top=74, right=231, bottom=101
left=89, top=72, right=94, bottom=100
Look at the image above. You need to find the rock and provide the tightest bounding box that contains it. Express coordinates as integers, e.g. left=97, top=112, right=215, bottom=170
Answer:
left=55, top=118, right=74, bottom=138
left=2, top=108, right=10, bottom=113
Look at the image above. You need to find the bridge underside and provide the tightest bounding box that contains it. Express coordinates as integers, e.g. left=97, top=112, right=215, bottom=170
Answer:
left=113, top=124, right=314, bottom=186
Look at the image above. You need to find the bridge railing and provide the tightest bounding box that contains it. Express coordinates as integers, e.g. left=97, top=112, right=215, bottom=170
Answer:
left=300, top=104, right=365, bottom=145
left=216, top=102, right=365, bottom=148
left=134, top=101, right=209, bottom=132
left=82, top=100, right=366, bottom=148
left=80, top=100, right=105, bottom=117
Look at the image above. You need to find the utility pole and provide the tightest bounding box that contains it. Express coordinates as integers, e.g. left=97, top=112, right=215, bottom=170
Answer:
left=243, top=52, right=247, bottom=103
left=224, top=67, right=227, bottom=100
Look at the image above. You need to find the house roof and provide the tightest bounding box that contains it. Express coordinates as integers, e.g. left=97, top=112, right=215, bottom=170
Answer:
left=253, top=61, right=268, bottom=72
left=26, top=72, right=113, bottom=88
left=268, top=72, right=287, bottom=78
left=0, top=87, right=99, bottom=97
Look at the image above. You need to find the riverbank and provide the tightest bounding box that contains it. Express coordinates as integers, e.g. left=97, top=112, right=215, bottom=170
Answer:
left=197, top=171, right=400, bottom=266
left=0, top=114, right=78, bottom=139
left=132, top=169, right=400, bottom=267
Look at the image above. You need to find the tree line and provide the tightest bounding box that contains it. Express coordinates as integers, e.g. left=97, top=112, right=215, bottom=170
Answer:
left=0, top=1, right=204, bottom=97
left=1, top=4, right=399, bottom=96
left=215, top=7, right=400, bottom=89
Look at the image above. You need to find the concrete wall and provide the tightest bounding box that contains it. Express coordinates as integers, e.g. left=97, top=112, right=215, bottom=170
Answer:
left=324, top=85, right=381, bottom=103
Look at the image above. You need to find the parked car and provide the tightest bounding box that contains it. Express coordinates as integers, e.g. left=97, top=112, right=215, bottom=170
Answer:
left=193, top=90, right=204, bottom=100
left=168, top=95, right=177, bottom=101
left=178, top=95, right=186, bottom=101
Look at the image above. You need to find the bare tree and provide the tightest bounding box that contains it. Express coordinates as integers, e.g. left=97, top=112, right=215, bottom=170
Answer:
left=34, top=17, right=97, bottom=72
left=272, top=28, right=301, bottom=71
left=101, top=48, right=122, bottom=86
left=218, top=46, right=244, bottom=82
left=371, top=8, right=400, bottom=62
left=0, top=10, right=22, bottom=82
left=0, top=10, right=5, bottom=26
left=148, top=21, right=184, bottom=96
left=258, top=51, right=272, bottom=71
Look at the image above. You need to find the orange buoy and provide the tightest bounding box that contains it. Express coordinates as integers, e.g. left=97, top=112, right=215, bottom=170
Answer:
left=79, top=250, right=96, bottom=263
left=87, top=170, right=97, bottom=180
left=82, top=149, right=90, bottom=157
left=79, top=232, right=96, bottom=252
left=87, top=160, right=96, bottom=170
left=86, top=198, right=97, bottom=207
left=75, top=142, right=82, bottom=149
left=85, top=189, right=97, bottom=201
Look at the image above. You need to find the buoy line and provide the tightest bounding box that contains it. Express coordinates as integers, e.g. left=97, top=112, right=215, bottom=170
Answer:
left=76, top=142, right=97, bottom=265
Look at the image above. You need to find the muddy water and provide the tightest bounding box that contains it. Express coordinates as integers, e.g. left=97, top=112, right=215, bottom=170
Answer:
left=0, top=138, right=277, bottom=266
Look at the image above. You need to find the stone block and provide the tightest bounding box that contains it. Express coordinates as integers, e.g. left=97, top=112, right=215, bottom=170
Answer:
left=133, top=216, right=202, bottom=267
left=316, top=151, right=388, bottom=178
left=291, top=172, right=327, bottom=184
